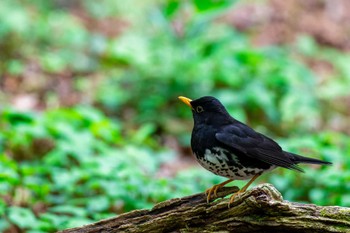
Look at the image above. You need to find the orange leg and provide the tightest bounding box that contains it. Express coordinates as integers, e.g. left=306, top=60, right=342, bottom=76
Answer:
left=205, top=179, right=234, bottom=203
left=228, top=173, right=261, bottom=208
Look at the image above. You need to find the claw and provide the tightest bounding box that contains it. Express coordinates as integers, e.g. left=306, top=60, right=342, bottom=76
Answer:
left=205, top=185, right=222, bottom=203
left=227, top=173, right=261, bottom=208
left=205, top=179, right=234, bottom=203
left=205, top=187, right=214, bottom=203
left=228, top=191, right=241, bottom=208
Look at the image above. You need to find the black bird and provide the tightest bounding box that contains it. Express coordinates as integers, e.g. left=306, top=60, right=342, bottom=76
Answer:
left=179, top=96, right=331, bottom=206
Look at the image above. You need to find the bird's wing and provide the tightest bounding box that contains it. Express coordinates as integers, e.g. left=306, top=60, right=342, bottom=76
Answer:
left=215, top=124, right=303, bottom=172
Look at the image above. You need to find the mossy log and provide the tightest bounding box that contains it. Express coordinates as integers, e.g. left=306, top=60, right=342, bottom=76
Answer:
left=59, top=183, right=350, bottom=233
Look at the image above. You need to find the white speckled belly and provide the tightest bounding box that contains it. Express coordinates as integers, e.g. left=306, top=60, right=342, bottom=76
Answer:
left=194, top=147, right=275, bottom=180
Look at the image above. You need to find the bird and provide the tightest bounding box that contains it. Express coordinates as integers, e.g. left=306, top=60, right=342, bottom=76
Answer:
left=178, top=95, right=332, bottom=207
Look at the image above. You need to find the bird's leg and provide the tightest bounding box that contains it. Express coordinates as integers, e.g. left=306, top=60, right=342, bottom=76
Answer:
left=205, top=179, right=234, bottom=203
left=228, top=173, right=261, bottom=208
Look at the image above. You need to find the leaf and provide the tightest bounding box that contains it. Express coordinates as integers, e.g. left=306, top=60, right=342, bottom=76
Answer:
left=7, top=207, right=38, bottom=229
left=163, top=0, right=181, bottom=18
left=193, top=0, right=234, bottom=12
left=87, top=196, right=110, bottom=212
left=49, top=205, right=87, bottom=217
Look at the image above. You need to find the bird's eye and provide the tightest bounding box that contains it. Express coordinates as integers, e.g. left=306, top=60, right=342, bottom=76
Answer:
left=196, top=106, right=204, bottom=113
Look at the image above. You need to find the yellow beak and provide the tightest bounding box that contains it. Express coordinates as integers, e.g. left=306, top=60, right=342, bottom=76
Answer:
left=178, top=96, right=193, bottom=107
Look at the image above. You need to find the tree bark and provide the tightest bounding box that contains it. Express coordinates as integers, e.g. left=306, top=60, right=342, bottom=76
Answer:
left=59, top=183, right=350, bottom=233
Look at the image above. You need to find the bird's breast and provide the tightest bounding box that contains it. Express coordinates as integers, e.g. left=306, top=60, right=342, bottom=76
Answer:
left=194, top=146, right=273, bottom=180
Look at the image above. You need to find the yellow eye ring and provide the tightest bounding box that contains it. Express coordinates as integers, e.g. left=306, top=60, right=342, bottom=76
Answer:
left=196, top=106, right=204, bottom=113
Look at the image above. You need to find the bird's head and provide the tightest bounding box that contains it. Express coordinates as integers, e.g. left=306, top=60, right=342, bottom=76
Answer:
left=178, top=96, right=232, bottom=126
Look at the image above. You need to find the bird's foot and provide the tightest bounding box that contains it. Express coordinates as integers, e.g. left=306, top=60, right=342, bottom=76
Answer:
left=227, top=173, right=262, bottom=208
left=227, top=191, right=242, bottom=208
left=205, top=185, right=221, bottom=203
left=205, top=179, right=234, bottom=203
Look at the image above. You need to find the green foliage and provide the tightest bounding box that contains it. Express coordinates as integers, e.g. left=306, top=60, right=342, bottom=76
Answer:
left=0, top=0, right=323, bottom=136
left=0, top=0, right=98, bottom=72
left=296, top=36, right=350, bottom=100
left=1, top=107, right=347, bottom=232
left=0, top=1, right=347, bottom=130
left=94, top=1, right=321, bottom=138
left=268, top=131, right=350, bottom=206
left=1, top=0, right=350, bottom=232
left=0, top=108, right=220, bottom=231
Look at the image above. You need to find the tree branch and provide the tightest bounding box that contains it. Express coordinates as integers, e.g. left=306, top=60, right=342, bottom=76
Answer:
left=59, top=184, right=350, bottom=233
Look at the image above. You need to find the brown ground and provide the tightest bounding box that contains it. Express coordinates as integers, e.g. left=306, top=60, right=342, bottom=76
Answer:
left=227, top=0, right=350, bottom=50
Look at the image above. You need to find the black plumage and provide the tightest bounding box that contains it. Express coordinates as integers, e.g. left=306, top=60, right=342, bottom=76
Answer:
left=179, top=95, right=331, bottom=206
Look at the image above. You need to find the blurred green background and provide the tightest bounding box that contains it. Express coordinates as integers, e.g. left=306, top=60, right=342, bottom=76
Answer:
left=1, top=0, right=350, bottom=232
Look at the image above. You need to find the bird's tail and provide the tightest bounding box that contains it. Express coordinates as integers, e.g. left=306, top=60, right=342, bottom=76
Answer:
left=285, top=151, right=332, bottom=165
